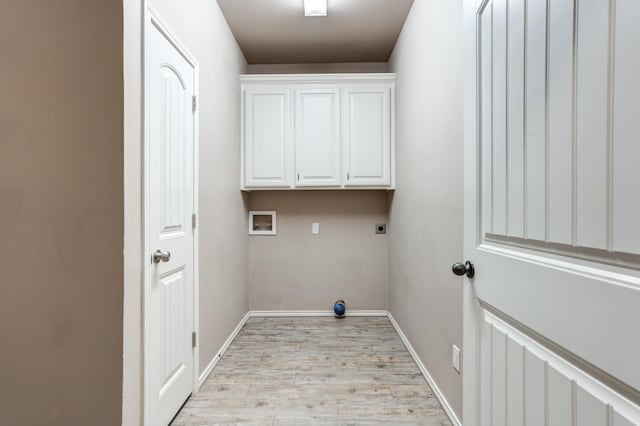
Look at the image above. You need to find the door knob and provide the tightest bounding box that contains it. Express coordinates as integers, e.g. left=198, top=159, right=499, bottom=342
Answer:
left=152, top=250, right=171, bottom=264
left=452, top=261, right=474, bottom=278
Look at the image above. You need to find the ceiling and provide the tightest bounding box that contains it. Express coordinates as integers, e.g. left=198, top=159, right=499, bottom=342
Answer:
left=216, top=0, right=414, bottom=64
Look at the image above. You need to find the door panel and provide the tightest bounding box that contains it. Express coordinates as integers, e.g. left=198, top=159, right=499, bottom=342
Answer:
left=506, top=0, right=525, bottom=238
left=612, top=0, right=640, bottom=254
left=158, top=268, right=187, bottom=395
left=159, top=66, right=187, bottom=233
left=575, top=0, right=609, bottom=250
left=523, top=351, right=546, bottom=426
left=479, top=311, right=639, bottom=426
left=147, top=17, right=195, bottom=426
left=343, top=87, right=391, bottom=187
left=491, top=0, right=508, bottom=235
left=480, top=0, right=640, bottom=258
left=547, top=0, right=574, bottom=246
left=244, top=88, right=293, bottom=188
left=505, top=338, right=524, bottom=426
left=490, top=327, right=507, bottom=426
left=295, top=88, right=341, bottom=187
left=480, top=4, right=493, bottom=237
left=524, top=0, right=547, bottom=241
left=547, top=367, right=572, bottom=426
left=464, top=0, right=640, bottom=424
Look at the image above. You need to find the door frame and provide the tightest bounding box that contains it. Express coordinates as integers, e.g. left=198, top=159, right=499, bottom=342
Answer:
left=462, top=0, right=482, bottom=423
left=143, top=6, right=200, bottom=425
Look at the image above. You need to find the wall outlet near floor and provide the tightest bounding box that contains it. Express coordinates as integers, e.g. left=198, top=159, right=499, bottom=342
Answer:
left=312, top=222, right=320, bottom=234
left=375, top=223, right=387, bottom=234
left=452, top=345, right=461, bottom=373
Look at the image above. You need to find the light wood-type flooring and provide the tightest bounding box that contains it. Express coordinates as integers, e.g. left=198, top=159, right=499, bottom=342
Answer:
left=172, top=317, right=452, bottom=425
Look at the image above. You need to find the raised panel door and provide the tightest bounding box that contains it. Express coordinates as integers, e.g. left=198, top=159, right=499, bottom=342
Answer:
left=147, top=16, right=196, bottom=426
left=463, top=0, right=640, bottom=423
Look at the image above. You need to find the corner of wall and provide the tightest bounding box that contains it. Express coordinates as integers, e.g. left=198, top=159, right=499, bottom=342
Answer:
left=386, top=0, right=464, bottom=419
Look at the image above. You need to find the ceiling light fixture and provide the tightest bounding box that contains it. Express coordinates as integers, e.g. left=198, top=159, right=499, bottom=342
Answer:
left=304, top=0, right=327, bottom=17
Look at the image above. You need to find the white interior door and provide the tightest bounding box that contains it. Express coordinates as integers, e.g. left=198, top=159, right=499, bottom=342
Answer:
left=295, top=88, right=341, bottom=187
left=146, top=14, right=196, bottom=426
left=244, top=87, right=293, bottom=188
left=463, top=0, right=640, bottom=424
left=343, top=86, right=391, bottom=187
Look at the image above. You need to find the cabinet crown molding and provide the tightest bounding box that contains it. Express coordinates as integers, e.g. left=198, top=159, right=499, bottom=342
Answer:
left=240, top=73, right=396, bottom=85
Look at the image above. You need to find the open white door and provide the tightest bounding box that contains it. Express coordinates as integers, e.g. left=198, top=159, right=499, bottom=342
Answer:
left=145, top=9, right=198, bottom=426
left=463, top=0, right=640, bottom=424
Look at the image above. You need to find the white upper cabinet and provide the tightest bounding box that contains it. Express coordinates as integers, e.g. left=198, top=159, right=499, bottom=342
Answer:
left=343, top=87, right=391, bottom=187
left=241, top=74, right=395, bottom=190
left=295, top=88, right=341, bottom=187
left=243, top=87, right=293, bottom=188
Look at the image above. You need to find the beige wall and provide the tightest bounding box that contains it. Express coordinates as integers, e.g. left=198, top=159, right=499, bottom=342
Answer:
left=246, top=62, right=390, bottom=74
left=388, top=0, right=464, bottom=419
left=249, top=191, right=389, bottom=310
left=0, top=1, right=124, bottom=425
left=147, top=0, right=249, bottom=374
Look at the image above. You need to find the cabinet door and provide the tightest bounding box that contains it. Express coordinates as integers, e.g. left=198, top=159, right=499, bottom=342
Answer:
left=343, top=86, right=392, bottom=187
left=244, top=87, right=293, bottom=188
left=295, top=88, right=341, bottom=187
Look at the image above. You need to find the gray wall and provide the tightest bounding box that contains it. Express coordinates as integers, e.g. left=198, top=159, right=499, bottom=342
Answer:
left=249, top=191, right=389, bottom=311
left=388, top=0, right=464, bottom=418
left=0, top=1, right=124, bottom=425
left=147, top=0, right=249, bottom=375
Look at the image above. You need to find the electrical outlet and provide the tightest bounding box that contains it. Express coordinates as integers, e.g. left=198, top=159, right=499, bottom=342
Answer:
left=312, top=223, right=320, bottom=234
left=452, top=345, right=461, bottom=373
left=375, top=223, right=387, bottom=234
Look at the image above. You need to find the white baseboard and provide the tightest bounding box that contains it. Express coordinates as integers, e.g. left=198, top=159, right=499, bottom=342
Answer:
left=249, top=310, right=388, bottom=317
left=197, top=311, right=251, bottom=389
left=387, top=312, right=461, bottom=426
left=196, top=309, right=460, bottom=426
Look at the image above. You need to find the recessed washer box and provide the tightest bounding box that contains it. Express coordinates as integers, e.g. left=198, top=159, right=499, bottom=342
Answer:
left=249, top=211, right=276, bottom=235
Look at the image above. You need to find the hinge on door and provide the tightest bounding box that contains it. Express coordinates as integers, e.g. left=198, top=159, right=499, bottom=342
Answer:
left=192, top=213, right=197, bottom=229
left=192, top=331, right=197, bottom=348
left=192, top=95, right=197, bottom=113
left=347, top=172, right=350, bottom=181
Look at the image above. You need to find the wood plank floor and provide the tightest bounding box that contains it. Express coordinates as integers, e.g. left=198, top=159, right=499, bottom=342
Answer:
left=172, top=317, right=452, bottom=425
